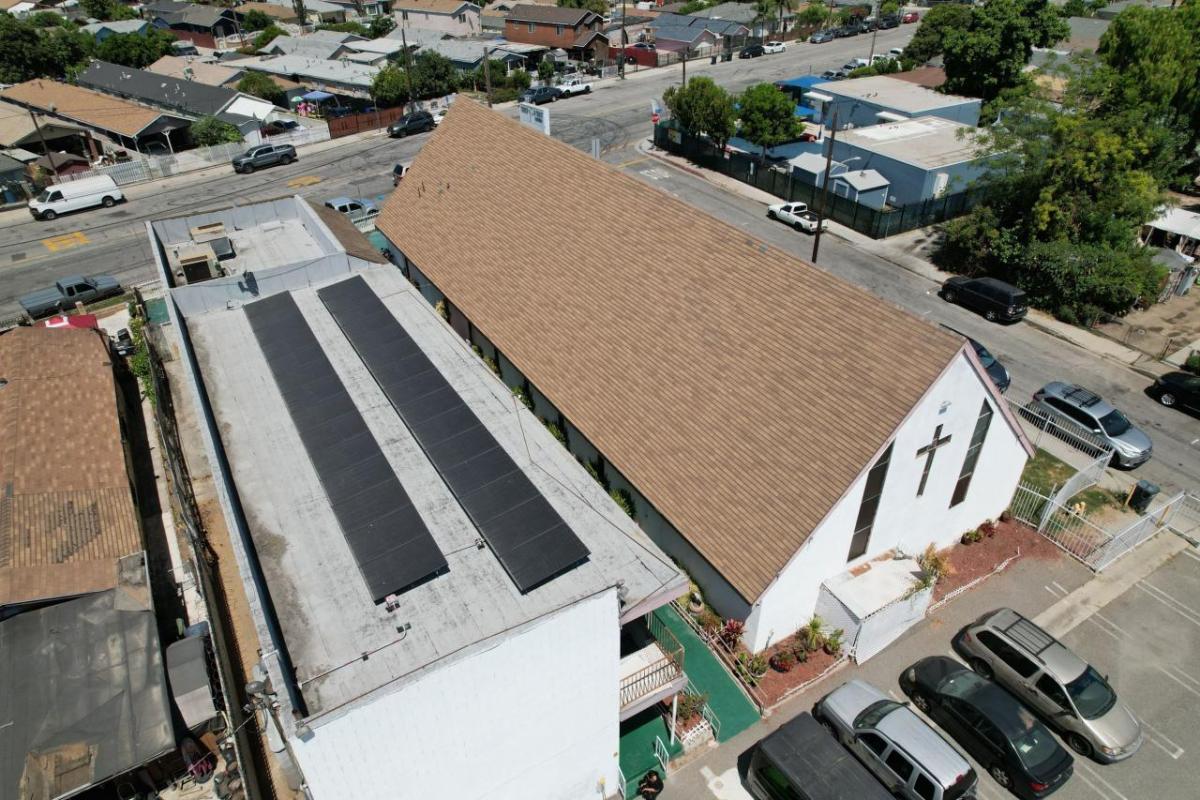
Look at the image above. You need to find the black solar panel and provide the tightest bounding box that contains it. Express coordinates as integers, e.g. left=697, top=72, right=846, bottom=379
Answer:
left=244, top=291, right=448, bottom=602
left=319, top=276, right=589, bottom=593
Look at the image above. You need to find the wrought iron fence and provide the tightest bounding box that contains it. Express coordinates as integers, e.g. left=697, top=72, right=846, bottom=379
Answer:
left=1006, top=399, right=1115, bottom=461
left=653, top=124, right=981, bottom=239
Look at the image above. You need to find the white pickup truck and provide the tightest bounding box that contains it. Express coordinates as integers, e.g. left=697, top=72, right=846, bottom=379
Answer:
left=767, top=202, right=829, bottom=233
left=557, top=76, right=593, bottom=97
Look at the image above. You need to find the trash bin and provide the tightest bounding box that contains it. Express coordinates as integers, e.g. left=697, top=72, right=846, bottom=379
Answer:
left=722, top=52, right=733, bottom=62
left=711, top=55, right=718, bottom=65
left=1128, top=479, right=1159, bottom=514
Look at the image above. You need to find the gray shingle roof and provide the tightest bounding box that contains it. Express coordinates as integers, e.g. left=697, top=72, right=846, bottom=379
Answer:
left=77, top=60, right=241, bottom=118
left=504, top=3, right=596, bottom=25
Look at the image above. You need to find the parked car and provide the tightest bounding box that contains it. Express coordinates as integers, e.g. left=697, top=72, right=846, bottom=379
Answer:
left=392, top=163, right=409, bottom=186
left=903, top=10, right=919, bottom=23
left=767, top=202, right=827, bottom=233
left=889, top=46, right=905, bottom=57
left=558, top=76, right=594, bottom=97
left=111, top=328, right=135, bottom=357
left=814, top=680, right=979, bottom=800
left=28, top=175, right=124, bottom=221
left=520, top=85, right=561, bottom=104
left=260, top=119, right=300, bottom=136
left=231, top=144, right=296, bottom=174
left=388, top=109, right=436, bottom=136
left=879, top=14, right=901, bottom=29
left=860, top=16, right=879, bottom=31
left=900, top=656, right=1075, bottom=799
left=763, top=41, right=786, bottom=54
left=1149, top=371, right=1200, bottom=413
left=630, top=41, right=655, bottom=50
left=746, top=712, right=896, bottom=800
left=1031, top=382, right=1152, bottom=468
left=940, top=276, right=1028, bottom=323
left=324, top=196, right=379, bottom=220
left=942, top=327, right=1011, bottom=393
left=432, top=109, right=447, bottom=126
left=739, top=43, right=766, bottom=58
left=19, top=274, right=122, bottom=318
left=810, top=29, right=837, bottom=43
left=953, top=609, right=1143, bottom=763
left=820, top=69, right=842, bottom=80
left=324, top=106, right=354, bottom=118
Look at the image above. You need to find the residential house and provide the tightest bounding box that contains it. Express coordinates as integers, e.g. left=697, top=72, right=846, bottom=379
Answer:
left=0, top=99, right=91, bottom=157
left=809, top=74, right=981, bottom=129
left=692, top=1, right=794, bottom=36
left=504, top=4, right=609, bottom=61
left=393, top=0, right=481, bottom=35
left=150, top=195, right=687, bottom=799
left=0, top=326, right=144, bottom=620
left=324, top=0, right=393, bottom=18
left=383, top=24, right=455, bottom=47
left=145, top=0, right=240, bottom=49
left=1, top=80, right=191, bottom=155
left=81, top=19, right=152, bottom=41
left=649, top=24, right=720, bottom=56
left=648, top=11, right=749, bottom=53
left=34, top=151, right=91, bottom=177
left=376, top=100, right=1032, bottom=655
left=419, top=37, right=534, bottom=70
left=236, top=1, right=300, bottom=23
left=241, top=55, right=381, bottom=98
left=252, top=0, right=350, bottom=24
left=147, top=54, right=246, bottom=87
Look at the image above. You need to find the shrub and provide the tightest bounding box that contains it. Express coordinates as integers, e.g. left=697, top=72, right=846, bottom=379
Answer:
left=544, top=420, right=567, bottom=447
left=1185, top=351, right=1200, bottom=376
left=790, top=642, right=809, bottom=663
left=749, top=654, right=768, bottom=677
left=999, top=510, right=1012, bottom=523
left=918, top=544, right=953, bottom=581
left=583, top=457, right=606, bottom=487
left=511, top=385, right=534, bottom=411
left=676, top=691, right=708, bottom=722
left=961, top=528, right=983, bottom=545
left=698, top=608, right=722, bottom=635
left=823, top=629, right=845, bottom=657
left=483, top=355, right=500, bottom=376
left=609, top=487, right=635, bottom=519
left=719, top=619, right=745, bottom=648
left=800, top=616, right=824, bottom=652
left=769, top=649, right=796, bottom=672
left=434, top=298, right=449, bottom=321
left=979, top=520, right=997, bottom=538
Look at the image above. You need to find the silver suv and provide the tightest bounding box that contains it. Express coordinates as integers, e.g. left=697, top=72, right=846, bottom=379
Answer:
left=1031, top=382, right=1151, bottom=468
left=954, top=609, right=1142, bottom=763
left=815, top=680, right=978, bottom=800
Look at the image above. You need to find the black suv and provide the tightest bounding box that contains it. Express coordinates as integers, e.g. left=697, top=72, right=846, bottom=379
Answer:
left=388, top=110, right=435, bottom=137
left=231, top=144, right=297, bottom=173
left=941, top=276, right=1028, bottom=323
left=519, top=86, right=561, bottom=105
left=879, top=14, right=901, bottom=29
left=739, top=43, right=765, bottom=58
left=901, top=657, right=1075, bottom=799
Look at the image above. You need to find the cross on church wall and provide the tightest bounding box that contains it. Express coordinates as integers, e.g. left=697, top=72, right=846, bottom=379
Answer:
left=915, top=424, right=952, bottom=497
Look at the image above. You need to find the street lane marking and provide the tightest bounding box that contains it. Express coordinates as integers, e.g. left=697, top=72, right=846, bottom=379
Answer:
left=615, top=156, right=650, bottom=168
left=42, top=231, right=88, bottom=252
left=287, top=175, right=322, bottom=187
left=1136, top=581, right=1200, bottom=628
left=1182, top=549, right=1200, bottom=565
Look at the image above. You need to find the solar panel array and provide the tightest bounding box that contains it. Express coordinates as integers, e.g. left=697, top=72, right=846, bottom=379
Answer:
left=319, top=276, right=590, bottom=593
left=244, top=291, right=448, bottom=602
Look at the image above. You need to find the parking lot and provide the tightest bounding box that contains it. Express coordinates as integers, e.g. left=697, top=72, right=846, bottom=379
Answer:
left=664, top=535, right=1200, bottom=800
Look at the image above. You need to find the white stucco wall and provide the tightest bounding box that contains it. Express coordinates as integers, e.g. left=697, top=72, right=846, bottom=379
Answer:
left=396, top=7, right=481, bottom=35
left=225, top=94, right=278, bottom=120
left=294, top=589, right=620, bottom=800
left=744, top=353, right=1027, bottom=651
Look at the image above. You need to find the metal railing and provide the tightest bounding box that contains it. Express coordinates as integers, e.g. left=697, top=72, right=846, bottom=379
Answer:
left=1006, top=399, right=1115, bottom=461
left=619, top=610, right=686, bottom=708
left=669, top=600, right=767, bottom=711
left=654, top=736, right=669, bottom=773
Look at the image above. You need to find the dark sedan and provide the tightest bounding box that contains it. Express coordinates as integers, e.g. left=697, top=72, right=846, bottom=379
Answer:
left=739, top=43, right=765, bottom=58
left=388, top=110, right=435, bottom=137
left=520, top=86, right=561, bottom=105
left=900, top=657, right=1074, bottom=799
left=1150, top=371, right=1200, bottom=413
left=942, top=326, right=1011, bottom=393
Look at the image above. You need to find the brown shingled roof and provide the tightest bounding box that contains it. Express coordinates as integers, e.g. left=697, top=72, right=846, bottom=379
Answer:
left=0, top=80, right=171, bottom=139
left=376, top=100, right=965, bottom=602
left=0, top=327, right=142, bottom=609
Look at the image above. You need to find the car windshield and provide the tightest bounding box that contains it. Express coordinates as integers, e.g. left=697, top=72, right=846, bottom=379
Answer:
left=1098, top=409, right=1131, bottom=436
left=36, top=189, right=51, bottom=202
left=937, top=669, right=987, bottom=699
left=972, top=342, right=996, bottom=368
left=1065, top=666, right=1117, bottom=720
left=1009, top=708, right=1062, bottom=771
left=854, top=699, right=902, bottom=729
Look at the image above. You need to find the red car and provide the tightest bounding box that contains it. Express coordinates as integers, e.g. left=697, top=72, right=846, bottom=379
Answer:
left=902, top=11, right=918, bottom=23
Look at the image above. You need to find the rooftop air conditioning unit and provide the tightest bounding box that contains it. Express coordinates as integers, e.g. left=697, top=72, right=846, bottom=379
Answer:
left=190, top=222, right=227, bottom=243
left=168, top=242, right=220, bottom=285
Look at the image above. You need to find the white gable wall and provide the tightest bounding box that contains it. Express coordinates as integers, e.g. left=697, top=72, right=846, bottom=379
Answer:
left=294, top=588, right=619, bottom=800
left=225, top=94, right=278, bottom=120
left=743, top=352, right=1027, bottom=652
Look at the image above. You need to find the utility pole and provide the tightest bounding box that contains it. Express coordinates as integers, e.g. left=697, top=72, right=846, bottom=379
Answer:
left=867, top=0, right=880, bottom=62
left=811, top=109, right=838, bottom=263
left=681, top=48, right=687, bottom=86
left=620, top=0, right=628, bottom=79
left=483, top=47, right=493, bottom=108
left=400, top=26, right=416, bottom=113
left=29, top=108, right=57, bottom=174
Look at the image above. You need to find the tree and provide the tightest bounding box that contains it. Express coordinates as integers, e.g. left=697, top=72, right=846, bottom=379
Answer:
left=95, top=28, right=176, bottom=68
left=371, top=64, right=411, bottom=106
left=253, top=25, right=286, bottom=50
left=238, top=71, right=285, bottom=105
left=190, top=115, right=243, bottom=146
left=901, top=3, right=974, bottom=66
left=662, top=76, right=736, bottom=149
left=81, top=0, right=136, bottom=21
left=557, top=0, right=610, bottom=15
left=796, top=5, right=829, bottom=27
left=0, top=13, right=93, bottom=82
left=318, top=21, right=370, bottom=36
left=879, top=0, right=900, bottom=17
left=241, top=9, right=274, bottom=32
left=369, top=16, right=396, bottom=37
left=29, top=11, right=68, bottom=27
left=409, top=51, right=459, bottom=98
left=941, top=0, right=1068, bottom=100
left=537, top=58, right=555, bottom=84
left=736, top=82, right=801, bottom=158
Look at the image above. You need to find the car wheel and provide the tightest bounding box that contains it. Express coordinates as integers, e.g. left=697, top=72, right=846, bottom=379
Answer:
left=1066, top=733, right=1094, bottom=758
left=584, top=86, right=591, bottom=94
left=943, top=289, right=956, bottom=303
left=988, top=765, right=1013, bottom=789
left=767, top=210, right=776, bottom=219
left=42, top=210, right=56, bottom=220
left=243, top=164, right=255, bottom=173
left=969, top=658, right=993, bottom=680
left=985, top=309, right=998, bottom=322
left=910, top=691, right=932, bottom=713
left=280, top=155, right=292, bottom=165
left=794, top=221, right=805, bottom=231
left=1159, top=392, right=1177, bottom=407
left=102, top=196, right=115, bottom=208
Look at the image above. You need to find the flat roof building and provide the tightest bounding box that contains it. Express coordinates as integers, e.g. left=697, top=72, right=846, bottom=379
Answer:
left=809, top=74, right=981, bottom=129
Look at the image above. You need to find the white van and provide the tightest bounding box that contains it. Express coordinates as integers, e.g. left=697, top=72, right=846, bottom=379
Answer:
left=29, top=175, right=124, bottom=221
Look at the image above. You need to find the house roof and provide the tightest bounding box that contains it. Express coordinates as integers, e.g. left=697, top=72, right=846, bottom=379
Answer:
left=82, top=20, right=150, bottom=35
left=814, top=75, right=977, bottom=114
left=0, top=79, right=177, bottom=142
left=572, top=29, right=608, bottom=47
left=148, top=55, right=244, bottom=86
left=77, top=60, right=247, bottom=118
left=0, top=152, right=24, bottom=173
left=151, top=1, right=234, bottom=28
left=420, top=38, right=532, bottom=65
left=651, top=11, right=748, bottom=35
left=650, top=24, right=715, bottom=44
left=242, top=55, right=380, bottom=88
left=376, top=100, right=966, bottom=602
left=839, top=117, right=983, bottom=170
left=238, top=1, right=299, bottom=20
left=0, top=327, right=143, bottom=610
left=259, top=35, right=347, bottom=59
left=0, top=100, right=84, bottom=148
left=505, top=3, right=597, bottom=25
left=1061, top=16, right=1110, bottom=52
left=392, top=0, right=479, bottom=12
left=384, top=25, right=455, bottom=46
left=837, top=168, right=889, bottom=191
left=0, top=565, right=174, bottom=800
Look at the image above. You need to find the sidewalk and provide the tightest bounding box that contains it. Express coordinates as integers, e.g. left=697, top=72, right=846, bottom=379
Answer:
left=634, top=138, right=1171, bottom=379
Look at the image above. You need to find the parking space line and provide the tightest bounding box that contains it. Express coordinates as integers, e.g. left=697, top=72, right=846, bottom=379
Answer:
left=1183, top=549, right=1200, bottom=565
left=1156, top=664, right=1200, bottom=700
left=1044, top=584, right=1065, bottom=599
left=1074, top=763, right=1126, bottom=800
left=1078, top=761, right=1131, bottom=800
left=1135, top=715, right=1185, bottom=759
left=1136, top=581, right=1200, bottom=628
left=1085, top=616, right=1121, bottom=642
left=1093, top=612, right=1131, bottom=636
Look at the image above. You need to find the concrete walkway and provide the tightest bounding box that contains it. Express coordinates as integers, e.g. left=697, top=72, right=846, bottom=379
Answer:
left=634, top=138, right=1174, bottom=380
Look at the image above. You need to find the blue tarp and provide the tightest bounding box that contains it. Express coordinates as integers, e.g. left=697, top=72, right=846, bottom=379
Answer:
left=776, top=75, right=827, bottom=90
left=301, top=90, right=335, bottom=102
left=794, top=106, right=816, bottom=119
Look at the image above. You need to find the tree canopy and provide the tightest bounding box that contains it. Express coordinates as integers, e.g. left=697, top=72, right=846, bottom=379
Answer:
left=796, top=5, right=829, bottom=27
left=901, top=4, right=974, bottom=67
left=0, top=14, right=92, bottom=82
left=941, top=0, right=1068, bottom=100
left=663, top=77, right=736, bottom=149
left=252, top=25, right=287, bottom=50
left=737, top=82, right=801, bottom=157
left=369, top=15, right=396, bottom=37
left=238, top=71, right=285, bottom=105
left=557, top=0, right=610, bottom=15
left=371, top=64, right=411, bottom=106
left=241, top=9, right=274, bottom=32
left=190, top=115, right=243, bottom=146
left=409, top=51, right=459, bottom=99
left=318, top=21, right=370, bottom=36
left=95, top=28, right=177, bottom=69
left=81, top=0, right=137, bottom=21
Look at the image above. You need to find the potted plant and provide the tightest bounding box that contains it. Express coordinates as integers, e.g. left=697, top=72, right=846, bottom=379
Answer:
left=720, top=619, right=745, bottom=649
left=823, top=628, right=845, bottom=657
left=687, top=583, right=704, bottom=615
left=769, top=649, right=797, bottom=673
left=749, top=654, right=769, bottom=679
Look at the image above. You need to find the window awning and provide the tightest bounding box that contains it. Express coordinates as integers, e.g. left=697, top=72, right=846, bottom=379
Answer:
left=876, top=111, right=908, bottom=122
left=806, top=91, right=834, bottom=103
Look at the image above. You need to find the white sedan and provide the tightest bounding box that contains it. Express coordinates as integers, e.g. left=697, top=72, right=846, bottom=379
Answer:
left=763, top=41, right=786, bottom=54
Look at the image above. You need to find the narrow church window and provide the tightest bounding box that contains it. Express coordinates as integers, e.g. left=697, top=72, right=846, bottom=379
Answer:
left=915, top=425, right=952, bottom=497
left=848, top=442, right=893, bottom=561
left=950, top=401, right=994, bottom=507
